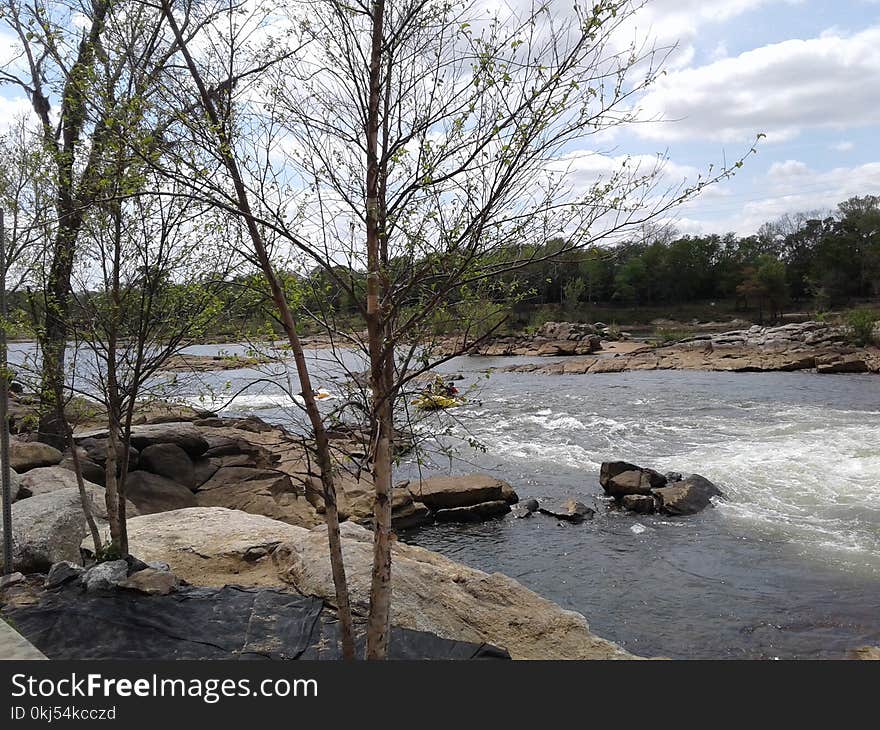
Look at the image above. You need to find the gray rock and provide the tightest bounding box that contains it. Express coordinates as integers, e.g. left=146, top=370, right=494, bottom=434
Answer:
left=511, top=498, right=540, bottom=518
left=538, top=499, right=595, bottom=523
left=435, top=500, right=511, bottom=523
left=124, top=471, right=198, bottom=515
left=118, top=567, right=179, bottom=595
left=20, top=466, right=102, bottom=498
left=408, top=474, right=516, bottom=510
left=75, top=438, right=139, bottom=471
left=59, top=455, right=106, bottom=486
left=2, top=488, right=104, bottom=572
left=621, top=494, right=656, bottom=514
left=83, top=560, right=128, bottom=592
left=75, top=422, right=209, bottom=458
left=652, top=474, right=723, bottom=516
left=45, top=561, right=85, bottom=588
left=0, top=571, right=24, bottom=590
left=600, top=461, right=667, bottom=498
left=139, top=443, right=196, bottom=488
left=9, top=440, right=62, bottom=473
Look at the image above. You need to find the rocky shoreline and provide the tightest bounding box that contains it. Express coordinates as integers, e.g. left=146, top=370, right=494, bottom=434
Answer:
left=500, top=321, right=880, bottom=375
left=0, top=410, right=640, bottom=659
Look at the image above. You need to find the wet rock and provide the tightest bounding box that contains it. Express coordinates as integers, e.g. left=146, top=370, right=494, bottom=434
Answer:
left=139, top=443, right=196, bottom=488
left=621, top=494, right=656, bottom=514
left=83, top=560, right=128, bottom=592
left=652, top=474, right=723, bottom=516
left=408, top=474, right=516, bottom=510
left=600, top=461, right=667, bottom=498
left=9, top=440, right=63, bottom=473
left=538, top=499, right=594, bottom=523
left=664, top=471, right=683, bottom=483
left=45, top=561, right=85, bottom=589
left=815, top=354, right=869, bottom=374
left=511, top=498, right=539, bottom=518
left=435, top=500, right=511, bottom=523
left=124, top=471, right=198, bottom=515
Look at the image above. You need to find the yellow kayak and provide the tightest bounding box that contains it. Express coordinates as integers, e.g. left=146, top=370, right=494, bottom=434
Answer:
left=411, top=394, right=464, bottom=411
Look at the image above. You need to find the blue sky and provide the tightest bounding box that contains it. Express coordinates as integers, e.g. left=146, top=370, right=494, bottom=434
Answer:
left=1, top=0, right=878, bottom=237
left=610, top=0, right=880, bottom=234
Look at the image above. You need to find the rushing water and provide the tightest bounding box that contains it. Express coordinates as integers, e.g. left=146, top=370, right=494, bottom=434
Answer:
left=17, top=340, right=877, bottom=658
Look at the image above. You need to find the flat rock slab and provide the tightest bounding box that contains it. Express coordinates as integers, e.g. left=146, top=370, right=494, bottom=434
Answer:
left=408, top=474, right=517, bottom=509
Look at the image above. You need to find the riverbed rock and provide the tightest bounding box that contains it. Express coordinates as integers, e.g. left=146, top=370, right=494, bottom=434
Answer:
left=511, top=498, right=539, bottom=518
left=74, top=438, right=139, bottom=471
left=111, top=507, right=634, bottom=659
left=408, top=474, right=517, bottom=510
left=2, top=487, right=111, bottom=572
left=815, top=354, right=870, bottom=374
left=1, top=465, right=24, bottom=502
left=124, top=471, right=198, bottom=514
left=76, top=422, right=209, bottom=458
left=18, top=466, right=100, bottom=498
left=435, top=500, right=511, bottom=523
left=59, top=455, right=106, bottom=486
left=139, top=443, right=196, bottom=488
left=275, top=520, right=632, bottom=660
left=621, top=494, right=657, bottom=514
left=538, top=499, right=595, bottom=522
left=196, top=466, right=321, bottom=528
left=652, top=474, right=723, bottom=516
left=9, top=440, right=62, bottom=472
left=600, top=461, right=667, bottom=498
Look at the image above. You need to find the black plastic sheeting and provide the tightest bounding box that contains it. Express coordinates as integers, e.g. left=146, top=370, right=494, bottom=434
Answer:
left=3, top=583, right=509, bottom=660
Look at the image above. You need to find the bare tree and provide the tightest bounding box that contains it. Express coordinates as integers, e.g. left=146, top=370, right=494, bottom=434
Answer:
left=149, top=0, right=757, bottom=659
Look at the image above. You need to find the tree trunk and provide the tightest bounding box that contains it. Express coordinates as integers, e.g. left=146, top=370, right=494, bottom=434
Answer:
left=161, top=0, right=356, bottom=659
left=364, top=0, right=393, bottom=660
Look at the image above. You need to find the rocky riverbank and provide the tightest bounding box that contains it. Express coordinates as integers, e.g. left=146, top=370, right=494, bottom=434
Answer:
left=501, top=321, right=880, bottom=375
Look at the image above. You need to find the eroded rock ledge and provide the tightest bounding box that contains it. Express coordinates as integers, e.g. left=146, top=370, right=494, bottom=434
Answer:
left=502, top=322, right=880, bottom=375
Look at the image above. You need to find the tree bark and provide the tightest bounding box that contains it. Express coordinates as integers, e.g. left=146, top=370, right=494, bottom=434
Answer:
left=160, top=0, right=356, bottom=659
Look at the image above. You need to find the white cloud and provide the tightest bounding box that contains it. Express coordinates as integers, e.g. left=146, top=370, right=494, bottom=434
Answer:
left=831, top=140, right=855, bottom=152
left=0, top=95, right=33, bottom=133
left=673, top=160, right=880, bottom=234
left=636, top=25, right=880, bottom=143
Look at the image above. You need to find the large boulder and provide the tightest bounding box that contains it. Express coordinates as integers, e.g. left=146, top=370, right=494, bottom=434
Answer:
left=75, top=438, right=139, bottom=471
left=2, top=485, right=135, bottom=573
left=112, top=507, right=635, bottom=659
left=1, top=466, right=24, bottom=502
left=139, top=443, right=196, bottom=488
left=93, top=506, right=308, bottom=586
left=408, top=474, right=517, bottom=510
left=600, top=461, right=667, bottom=498
left=652, top=474, right=723, bottom=516
left=124, top=471, right=198, bottom=515
left=275, top=520, right=633, bottom=660
left=195, top=466, right=321, bottom=528
left=76, top=422, right=209, bottom=458
left=59, top=455, right=106, bottom=486
left=18, top=466, right=101, bottom=498
left=9, top=440, right=62, bottom=473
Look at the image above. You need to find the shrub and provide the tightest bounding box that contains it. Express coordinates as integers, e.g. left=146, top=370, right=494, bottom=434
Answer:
left=844, top=309, right=878, bottom=346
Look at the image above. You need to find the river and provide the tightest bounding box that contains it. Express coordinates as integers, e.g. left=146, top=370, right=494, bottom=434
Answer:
left=15, top=341, right=879, bottom=658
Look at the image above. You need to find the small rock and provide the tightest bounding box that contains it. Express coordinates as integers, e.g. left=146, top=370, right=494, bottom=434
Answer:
left=664, top=472, right=683, bottom=483
left=83, top=560, right=129, bottom=592
left=511, top=498, right=540, bottom=519
left=0, top=571, right=25, bottom=590
left=630, top=523, right=647, bottom=535
left=45, top=561, right=85, bottom=589
left=600, top=461, right=667, bottom=498
left=538, top=499, right=595, bottom=523
left=622, top=494, right=656, bottom=514
left=652, top=474, right=723, bottom=516
left=118, top=567, right=180, bottom=596
left=146, top=561, right=171, bottom=572
left=435, top=500, right=511, bottom=523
